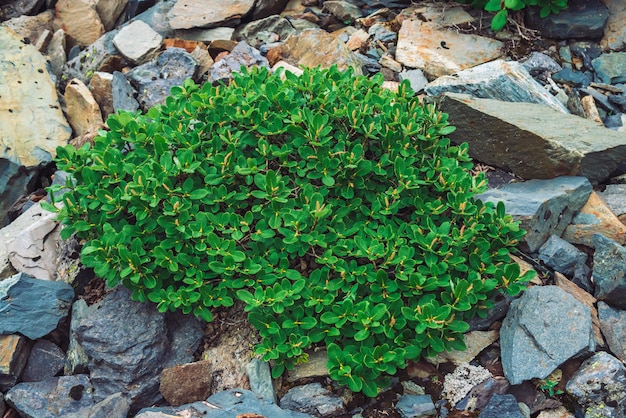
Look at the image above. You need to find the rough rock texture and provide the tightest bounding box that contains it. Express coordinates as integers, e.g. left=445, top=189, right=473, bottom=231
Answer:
left=233, top=15, right=296, bottom=47
left=0, top=334, right=31, bottom=391
left=111, top=70, right=140, bottom=113
left=208, top=41, right=268, bottom=83
left=441, top=363, right=492, bottom=407
left=395, top=394, right=436, bottom=418
left=159, top=360, right=213, bottom=406
left=63, top=78, right=105, bottom=137
left=563, top=191, right=626, bottom=246
left=167, top=0, right=255, bottom=30
left=590, top=234, right=626, bottom=309
left=245, top=358, right=276, bottom=403
left=478, top=393, right=524, bottom=418
left=1, top=9, right=55, bottom=45
left=601, top=0, right=626, bottom=50
left=598, top=301, right=626, bottom=362
left=21, top=339, right=65, bottom=383
left=279, top=382, right=346, bottom=417
left=0, top=26, right=72, bottom=227
left=396, top=20, right=503, bottom=78
left=88, top=71, right=114, bottom=120
left=53, top=0, right=105, bottom=47
left=0, top=0, right=47, bottom=20
left=476, top=177, right=592, bottom=253
left=500, top=286, right=595, bottom=385
left=525, top=0, right=609, bottom=40
left=592, top=52, right=626, bottom=84
left=112, top=19, right=163, bottom=65
left=94, top=0, right=128, bottom=31
left=538, top=235, right=587, bottom=276
left=0, top=273, right=74, bottom=339
left=428, top=330, right=499, bottom=366
left=425, top=60, right=569, bottom=113
left=437, top=93, right=626, bottom=184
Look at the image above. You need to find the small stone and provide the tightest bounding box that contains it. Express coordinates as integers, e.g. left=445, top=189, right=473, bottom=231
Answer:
left=89, top=72, right=114, bottom=120
left=0, top=335, right=31, bottom=391
left=251, top=0, right=290, bottom=20
left=552, top=67, right=593, bottom=88
left=379, top=54, right=402, bottom=72
left=592, top=52, right=626, bottom=85
left=563, top=192, right=626, bottom=246
left=279, top=383, right=345, bottom=417
left=536, top=406, right=575, bottom=418
left=427, top=330, right=498, bottom=366
left=46, top=29, right=67, bottom=78
left=21, top=340, right=65, bottom=383
left=538, top=235, right=587, bottom=276
left=521, top=51, right=562, bottom=76
left=95, top=0, right=130, bottom=31
left=399, top=69, right=428, bottom=93
left=174, top=27, right=235, bottom=42
left=454, top=377, right=510, bottom=412
left=208, top=41, right=268, bottom=83
left=159, top=361, right=212, bottom=406
left=590, top=234, right=626, bottom=309
left=54, top=0, right=105, bottom=47
left=396, top=394, right=436, bottom=418
left=598, top=184, right=626, bottom=218
left=368, top=23, right=397, bottom=43
left=581, top=94, right=604, bottom=125
left=234, top=15, right=296, bottom=48
left=112, top=71, right=139, bottom=113
left=601, top=0, right=626, bottom=51
left=88, top=392, right=131, bottom=418
left=113, top=20, right=163, bottom=65
left=286, top=349, right=328, bottom=382
left=478, top=394, right=524, bottom=418
left=598, top=302, right=626, bottom=362
left=566, top=351, right=626, bottom=411
left=323, top=1, right=362, bottom=23
left=345, top=29, right=370, bottom=50
left=64, top=78, right=105, bottom=137
left=245, top=358, right=276, bottom=403
left=442, top=363, right=492, bottom=407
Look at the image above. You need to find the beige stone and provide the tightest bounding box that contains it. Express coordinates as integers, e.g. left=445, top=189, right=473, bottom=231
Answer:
left=427, top=330, right=499, bottom=366
left=160, top=360, right=213, bottom=406
left=286, top=349, right=328, bottom=382
left=89, top=72, right=114, bottom=121
left=537, top=406, right=575, bottom=418
left=168, top=0, right=255, bottom=30
left=2, top=10, right=55, bottom=45
left=95, top=0, right=128, bottom=31
left=562, top=191, right=626, bottom=246
left=580, top=95, right=604, bottom=126
left=54, top=0, right=105, bottom=47
left=396, top=20, right=503, bottom=78
left=64, top=78, right=104, bottom=137
left=345, top=28, right=369, bottom=50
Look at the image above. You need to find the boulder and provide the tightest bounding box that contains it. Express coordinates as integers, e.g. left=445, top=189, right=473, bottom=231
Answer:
left=500, top=286, right=595, bottom=385
left=436, top=93, right=626, bottom=184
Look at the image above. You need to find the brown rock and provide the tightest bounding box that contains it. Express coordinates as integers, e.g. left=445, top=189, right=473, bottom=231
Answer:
left=95, top=0, right=128, bottom=31
left=345, top=28, right=369, bottom=50
left=54, top=0, right=105, bottom=48
left=160, top=360, right=213, bottom=406
left=168, top=0, right=255, bottom=30
left=0, top=335, right=31, bottom=391
left=64, top=78, right=104, bottom=137
left=88, top=72, right=114, bottom=121
left=164, top=38, right=207, bottom=53
left=580, top=95, right=604, bottom=126
left=562, top=191, right=626, bottom=246
left=2, top=9, right=55, bottom=45
left=600, top=0, right=626, bottom=51
left=396, top=20, right=503, bottom=78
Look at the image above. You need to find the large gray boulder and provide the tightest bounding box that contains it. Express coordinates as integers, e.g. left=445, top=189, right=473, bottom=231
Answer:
left=500, top=285, right=595, bottom=385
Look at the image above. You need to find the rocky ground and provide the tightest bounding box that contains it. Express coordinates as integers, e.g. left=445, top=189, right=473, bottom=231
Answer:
left=1, top=0, right=626, bottom=417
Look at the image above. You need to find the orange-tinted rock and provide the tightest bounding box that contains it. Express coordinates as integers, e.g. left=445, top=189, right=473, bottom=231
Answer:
left=54, top=0, right=105, bottom=47
left=64, top=78, right=104, bottom=137
left=562, top=191, right=626, bottom=246
left=160, top=360, right=213, bottom=406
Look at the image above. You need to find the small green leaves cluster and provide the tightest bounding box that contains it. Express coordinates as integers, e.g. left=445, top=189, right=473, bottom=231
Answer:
left=49, top=65, right=533, bottom=396
left=459, top=0, right=569, bottom=31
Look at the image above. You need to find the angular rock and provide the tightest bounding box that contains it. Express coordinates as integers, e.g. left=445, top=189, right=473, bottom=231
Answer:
left=167, top=0, right=255, bottom=30
left=174, top=26, right=235, bottom=42
left=598, top=184, right=626, bottom=219
left=399, top=69, right=428, bottom=93
left=0, top=27, right=72, bottom=227
left=437, top=93, right=626, bottom=184
left=208, top=40, right=268, bottom=83
left=1, top=9, right=54, bottom=46
left=323, top=1, right=362, bottom=23
left=590, top=234, right=626, bottom=309
left=64, top=78, right=105, bottom=137
left=95, top=0, right=128, bottom=31
left=425, top=60, right=569, bottom=113
left=113, top=19, right=163, bottom=65
left=233, top=15, right=296, bottom=48
left=54, top=0, right=105, bottom=47
left=478, top=393, right=524, bottom=418
left=89, top=72, right=114, bottom=120
left=521, top=51, right=562, bottom=77
left=396, top=394, right=436, bottom=418
left=159, top=360, right=212, bottom=407
left=0, top=0, right=46, bottom=20
left=396, top=20, right=503, bottom=78
left=552, top=67, right=593, bottom=88
left=246, top=358, right=276, bottom=403
left=441, top=363, right=492, bottom=407
left=563, top=191, right=626, bottom=246
left=476, top=177, right=592, bottom=253
left=46, top=29, right=67, bottom=78
left=538, top=235, right=587, bottom=276
left=536, top=406, right=575, bottom=418
left=600, top=0, right=626, bottom=51
left=126, top=47, right=197, bottom=110
left=21, top=339, right=65, bottom=383
left=566, top=351, right=626, bottom=414
left=279, top=382, right=346, bottom=417
left=525, top=0, right=609, bottom=40
left=0, top=335, right=31, bottom=391
left=427, top=330, right=499, bottom=366
left=65, top=298, right=96, bottom=375
left=87, top=392, right=131, bottom=418
left=592, top=52, right=626, bottom=85
left=454, top=377, right=510, bottom=412
left=0, top=273, right=74, bottom=339
left=281, top=29, right=363, bottom=75
left=598, top=301, right=626, bottom=362
left=286, top=349, right=329, bottom=382
left=5, top=374, right=95, bottom=418
left=369, top=23, right=397, bottom=43
left=111, top=71, right=139, bottom=113
left=251, top=0, right=290, bottom=20
left=500, top=286, right=595, bottom=385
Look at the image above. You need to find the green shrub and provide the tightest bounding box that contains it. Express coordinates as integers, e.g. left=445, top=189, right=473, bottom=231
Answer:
left=48, top=65, right=533, bottom=396
left=458, top=0, right=569, bottom=31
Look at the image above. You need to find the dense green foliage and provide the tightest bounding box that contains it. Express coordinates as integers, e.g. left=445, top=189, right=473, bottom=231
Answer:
left=48, top=65, right=533, bottom=396
left=459, top=0, right=569, bottom=31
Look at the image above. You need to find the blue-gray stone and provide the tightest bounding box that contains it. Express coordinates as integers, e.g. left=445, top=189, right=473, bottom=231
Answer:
left=566, top=351, right=626, bottom=415
left=65, top=298, right=97, bottom=375
left=112, top=71, right=139, bottom=113
left=136, top=388, right=312, bottom=418
left=279, top=382, right=346, bottom=417
left=525, top=0, right=608, bottom=40
left=87, top=392, right=131, bottom=418
left=355, top=52, right=381, bottom=73
left=500, top=285, right=595, bottom=385
left=369, top=23, right=397, bottom=43
left=5, top=374, right=95, bottom=418
left=245, top=358, right=276, bottom=403
left=74, top=285, right=203, bottom=413
left=570, top=41, right=603, bottom=72
left=476, top=177, right=592, bottom=253
left=538, top=234, right=587, bottom=276
left=396, top=394, right=436, bottom=418
left=598, top=184, right=626, bottom=218
left=478, top=394, right=523, bottom=418
left=399, top=69, right=428, bottom=93
left=552, top=67, right=592, bottom=88
left=126, top=47, right=198, bottom=110
left=234, top=15, right=296, bottom=48
left=0, top=273, right=74, bottom=339
left=209, top=41, right=268, bottom=84
left=591, top=234, right=626, bottom=309
left=21, top=339, right=65, bottom=383
left=520, top=51, right=561, bottom=78
left=598, top=302, right=626, bottom=362
left=592, top=52, right=626, bottom=85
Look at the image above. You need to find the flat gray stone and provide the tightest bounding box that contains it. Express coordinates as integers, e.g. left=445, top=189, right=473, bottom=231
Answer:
left=478, top=394, right=524, bottom=418
left=476, top=177, right=592, bottom=253
left=525, top=0, right=608, bottom=40
left=598, top=302, right=626, bottom=362
left=592, top=52, right=626, bottom=85
left=591, top=234, right=626, bottom=309
left=500, top=286, right=595, bottom=385
left=399, top=69, right=428, bottom=93
left=113, top=19, right=163, bottom=65
left=436, top=93, right=626, bottom=184
left=595, top=184, right=626, bottom=216
left=111, top=71, right=139, bottom=113
left=246, top=358, right=276, bottom=403
left=396, top=394, right=436, bottom=418
left=0, top=273, right=74, bottom=339
left=279, top=383, right=346, bottom=417
left=538, top=234, right=587, bottom=276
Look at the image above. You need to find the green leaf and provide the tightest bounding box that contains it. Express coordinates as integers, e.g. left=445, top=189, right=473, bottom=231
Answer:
left=491, top=9, right=508, bottom=31
left=485, top=0, right=502, bottom=11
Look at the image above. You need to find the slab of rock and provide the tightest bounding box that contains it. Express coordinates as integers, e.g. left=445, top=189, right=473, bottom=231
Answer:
left=538, top=235, right=587, bottom=276
left=167, top=0, right=255, bottom=30
left=601, top=0, right=626, bottom=51
left=95, top=0, right=128, bottom=31
left=54, top=0, right=105, bottom=47
left=6, top=374, right=95, bottom=417
left=113, top=19, right=163, bottom=65
left=598, top=184, right=626, bottom=221
left=64, top=78, right=105, bottom=137
left=112, top=71, right=139, bottom=113
left=46, top=28, right=67, bottom=77
left=396, top=20, right=503, bottom=78
left=159, top=360, right=212, bottom=406
left=425, top=60, right=569, bottom=113
left=126, top=47, right=197, bottom=110
left=286, top=349, right=329, bottom=382
left=246, top=358, right=276, bottom=403
left=592, top=52, right=626, bottom=85
left=427, top=330, right=499, bottom=366
left=208, top=40, right=268, bottom=83
left=598, top=302, right=626, bottom=362
left=0, top=335, right=31, bottom=391
left=476, top=177, right=592, bottom=253
left=87, top=392, right=131, bottom=418
left=20, top=339, right=65, bottom=383
left=590, top=234, right=626, bottom=309
left=478, top=393, right=524, bottom=418
left=64, top=298, right=95, bottom=375
left=437, top=93, right=626, bottom=184
left=279, top=382, right=346, bottom=417
left=500, top=285, right=595, bottom=385
left=0, top=27, right=72, bottom=227
left=562, top=191, right=626, bottom=246
left=323, top=1, right=362, bottom=23
left=0, top=273, right=74, bottom=339
left=89, top=72, right=114, bottom=120
left=525, top=0, right=609, bottom=40
left=566, top=351, right=626, bottom=414
left=395, top=394, right=436, bottom=418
